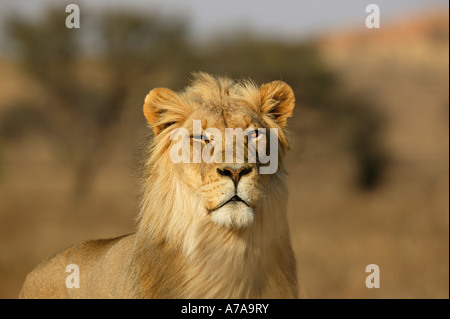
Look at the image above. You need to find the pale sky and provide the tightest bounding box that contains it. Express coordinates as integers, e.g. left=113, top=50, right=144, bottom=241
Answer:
left=0, top=0, right=447, bottom=41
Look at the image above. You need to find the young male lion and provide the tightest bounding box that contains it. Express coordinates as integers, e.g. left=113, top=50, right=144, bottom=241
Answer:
left=19, top=73, right=298, bottom=298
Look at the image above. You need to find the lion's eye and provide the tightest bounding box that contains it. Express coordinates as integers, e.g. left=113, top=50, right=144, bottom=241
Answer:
left=191, top=134, right=210, bottom=143
left=249, top=130, right=263, bottom=141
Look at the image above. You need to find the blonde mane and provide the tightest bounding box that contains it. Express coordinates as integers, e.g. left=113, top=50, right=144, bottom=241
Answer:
left=131, top=73, right=297, bottom=298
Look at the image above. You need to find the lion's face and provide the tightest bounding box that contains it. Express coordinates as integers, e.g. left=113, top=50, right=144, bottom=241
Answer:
left=143, top=73, right=295, bottom=229
left=171, top=107, right=270, bottom=229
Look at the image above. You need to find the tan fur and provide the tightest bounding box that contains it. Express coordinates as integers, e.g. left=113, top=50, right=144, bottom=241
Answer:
left=19, top=73, right=298, bottom=299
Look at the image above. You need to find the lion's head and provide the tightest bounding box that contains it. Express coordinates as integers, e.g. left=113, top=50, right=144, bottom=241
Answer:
left=141, top=73, right=295, bottom=231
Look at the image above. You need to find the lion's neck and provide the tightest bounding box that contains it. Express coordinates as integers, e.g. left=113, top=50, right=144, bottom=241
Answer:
left=129, top=169, right=298, bottom=298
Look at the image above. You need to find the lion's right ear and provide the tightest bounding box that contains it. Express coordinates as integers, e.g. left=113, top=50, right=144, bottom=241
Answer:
left=259, top=81, right=295, bottom=129
left=143, top=88, right=190, bottom=135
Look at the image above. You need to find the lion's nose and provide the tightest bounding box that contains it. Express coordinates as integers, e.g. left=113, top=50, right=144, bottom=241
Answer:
left=217, top=166, right=252, bottom=186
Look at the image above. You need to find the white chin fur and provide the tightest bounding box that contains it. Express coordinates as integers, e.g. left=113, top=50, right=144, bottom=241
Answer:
left=210, top=202, right=254, bottom=229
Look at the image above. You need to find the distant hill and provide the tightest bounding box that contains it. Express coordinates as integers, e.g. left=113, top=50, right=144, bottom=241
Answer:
left=318, top=12, right=449, bottom=168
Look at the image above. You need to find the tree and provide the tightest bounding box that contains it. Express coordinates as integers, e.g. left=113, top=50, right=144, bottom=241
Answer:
left=2, top=8, right=191, bottom=198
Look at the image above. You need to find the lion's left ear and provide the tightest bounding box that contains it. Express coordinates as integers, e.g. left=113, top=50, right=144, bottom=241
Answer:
left=143, top=88, right=190, bottom=136
left=259, top=81, right=295, bottom=128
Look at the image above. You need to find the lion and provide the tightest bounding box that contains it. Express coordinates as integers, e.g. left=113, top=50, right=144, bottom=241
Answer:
left=19, top=72, right=298, bottom=298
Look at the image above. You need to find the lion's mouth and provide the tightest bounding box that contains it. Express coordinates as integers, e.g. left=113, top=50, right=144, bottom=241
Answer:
left=213, top=195, right=250, bottom=211
left=229, top=195, right=246, bottom=204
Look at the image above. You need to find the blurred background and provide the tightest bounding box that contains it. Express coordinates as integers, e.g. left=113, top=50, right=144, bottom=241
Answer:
left=0, top=0, right=448, bottom=298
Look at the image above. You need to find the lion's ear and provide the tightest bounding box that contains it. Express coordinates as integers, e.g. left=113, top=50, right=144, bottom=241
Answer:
left=259, top=81, right=295, bottom=128
left=143, top=88, right=190, bottom=135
